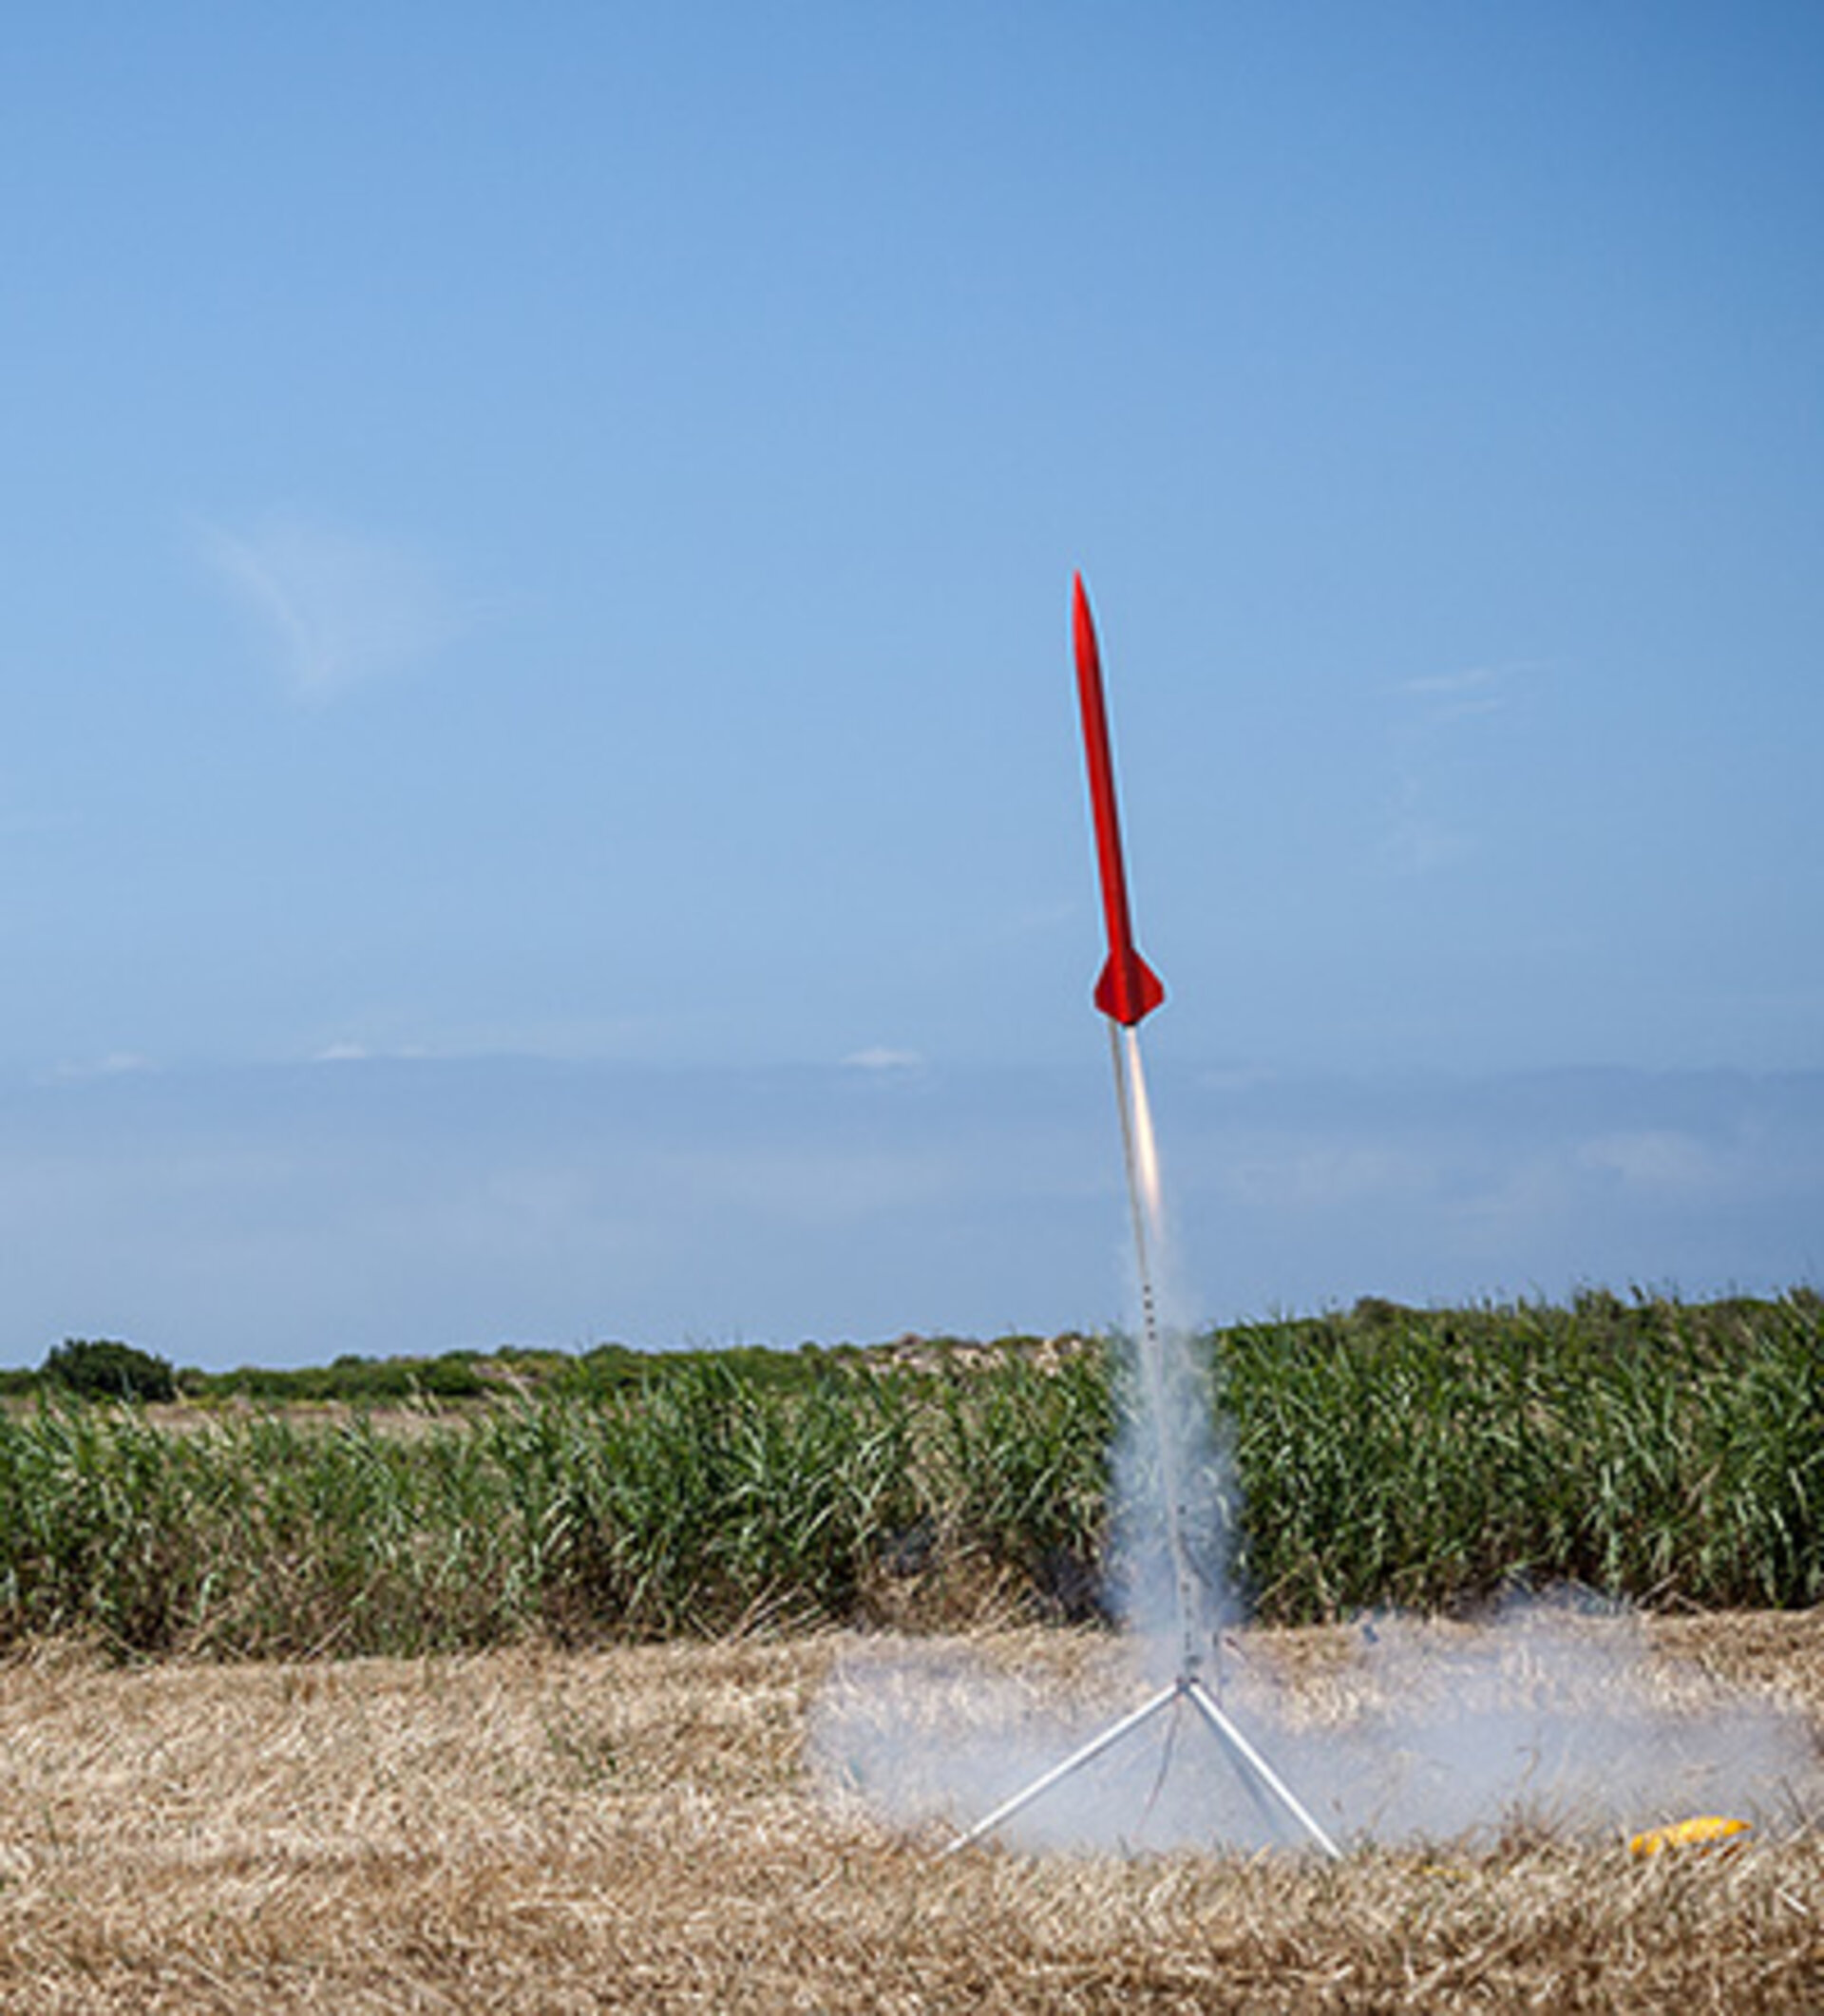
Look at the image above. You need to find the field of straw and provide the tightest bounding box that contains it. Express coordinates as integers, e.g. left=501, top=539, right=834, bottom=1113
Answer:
left=0, top=1614, right=1817, bottom=2012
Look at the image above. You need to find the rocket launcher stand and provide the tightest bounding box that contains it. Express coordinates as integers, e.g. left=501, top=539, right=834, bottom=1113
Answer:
left=940, top=1671, right=1340, bottom=1860
left=941, top=1026, right=1341, bottom=1863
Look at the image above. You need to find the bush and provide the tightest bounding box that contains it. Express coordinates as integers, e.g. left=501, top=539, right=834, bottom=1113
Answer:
left=44, top=1339, right=178, bottom=1404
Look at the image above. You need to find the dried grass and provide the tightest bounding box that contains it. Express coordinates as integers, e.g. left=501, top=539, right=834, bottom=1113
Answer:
left=0, top=1616, right=1816, bottom=2011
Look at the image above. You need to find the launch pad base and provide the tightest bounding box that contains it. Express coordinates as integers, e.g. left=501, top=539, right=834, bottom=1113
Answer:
left=940, top=1669, right=1342, bottom=1860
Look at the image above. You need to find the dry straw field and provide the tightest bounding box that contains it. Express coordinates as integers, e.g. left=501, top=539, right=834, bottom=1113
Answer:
left=0, top=1615, right=1817, bottom=2013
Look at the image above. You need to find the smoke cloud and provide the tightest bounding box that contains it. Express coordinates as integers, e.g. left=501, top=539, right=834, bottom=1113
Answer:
left=812, top=1598, right=1820, bottom=1855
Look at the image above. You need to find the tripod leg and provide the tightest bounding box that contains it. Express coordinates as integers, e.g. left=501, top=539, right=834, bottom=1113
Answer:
left=941, top=1685, right=1180, bottom=1856
left=1184, top=1678, right=1342, bottom=1859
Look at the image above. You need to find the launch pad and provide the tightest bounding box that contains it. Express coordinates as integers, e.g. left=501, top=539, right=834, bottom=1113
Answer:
left=941, top=1666, right=1340, bottom=1858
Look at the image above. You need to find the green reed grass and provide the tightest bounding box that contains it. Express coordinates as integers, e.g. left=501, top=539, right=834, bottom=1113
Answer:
left=0, top=1293, right=1814, bottom=1657
left=1224, top=1292, right=1824, bottom=1619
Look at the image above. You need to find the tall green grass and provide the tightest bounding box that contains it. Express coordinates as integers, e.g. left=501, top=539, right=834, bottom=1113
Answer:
left=0, top=1293, right=1814, bottom=1657
left=1223, top=1292, right=1824, bottom=1618
left=0, top=1366, right=931, bottom=1656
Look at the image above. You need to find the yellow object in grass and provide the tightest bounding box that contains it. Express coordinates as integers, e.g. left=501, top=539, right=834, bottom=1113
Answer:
left=1628, top=1816, right=1751, bottom=1858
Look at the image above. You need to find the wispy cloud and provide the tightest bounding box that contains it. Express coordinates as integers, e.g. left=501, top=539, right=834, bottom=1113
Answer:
left=1377, top=661, right=1537, bottom=875
left=1378, top=774, right=1472, bottom=877
left=46, top=1052, right=154, bottom=1085
left=843, top=1046, right=925, bottom=1072
left=196, top=509, right=469, bottom=701
left=310, top=1040, right=433, bottom=1065
left=1396, top=664, right=1510, bottom=714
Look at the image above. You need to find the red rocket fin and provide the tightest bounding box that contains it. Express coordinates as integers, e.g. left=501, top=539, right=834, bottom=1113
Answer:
left=1094, top=949, right=1166, bottom=1028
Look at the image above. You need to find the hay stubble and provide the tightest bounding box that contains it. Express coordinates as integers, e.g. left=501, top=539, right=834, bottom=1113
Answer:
left=0, top=1621, right=1816, bottom=2012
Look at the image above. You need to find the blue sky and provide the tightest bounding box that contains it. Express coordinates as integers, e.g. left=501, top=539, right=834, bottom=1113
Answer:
left=4, top=6, right=1820, bottom=1365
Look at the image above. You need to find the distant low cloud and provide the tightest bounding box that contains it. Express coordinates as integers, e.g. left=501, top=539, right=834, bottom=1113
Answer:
left=1577, top=1129, right=1716, bottom=1191
left=46, top=1052, right=153, bottom=1084
left=0, top=1057, right=1814, bottom=1367
left=843, top=1046, right=925, bottom=1072
left=196, top=509, right=468, bottom=700
left=310, top=1041, right=432, bottom=1065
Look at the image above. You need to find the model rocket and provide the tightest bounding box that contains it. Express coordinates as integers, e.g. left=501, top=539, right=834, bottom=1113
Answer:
left=1073, top=572, right=1166, bottom=1027
left=943, top=578, right=1344, bottom=1861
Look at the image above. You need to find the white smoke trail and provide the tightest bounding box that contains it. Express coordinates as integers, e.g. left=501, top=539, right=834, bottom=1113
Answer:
left=1102, top=1024, right=1240, bottom=1685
